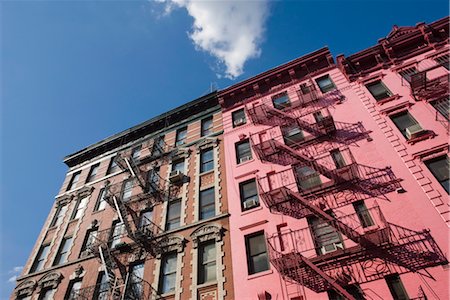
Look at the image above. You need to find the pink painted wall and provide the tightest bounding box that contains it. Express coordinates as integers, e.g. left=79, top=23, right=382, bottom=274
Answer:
left=221, top=46, right=449, bottom=300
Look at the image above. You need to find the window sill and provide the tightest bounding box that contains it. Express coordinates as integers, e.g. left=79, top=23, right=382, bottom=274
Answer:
left=375, top=94, right=401, bottom=105
left=160, top=291, right=176, bottom=298
left=247, top=269, right=273, bottom=280
left=91, top=208, right=106, bottom=215
left=236, top=158, right=255, bottom=167
left=196, top=281, right=218, bottom=289
left=406, top=130, right=436, bottom=145
left=241, top=205, right=263, bottom=216
left=199, top=169, right=215, bottom=176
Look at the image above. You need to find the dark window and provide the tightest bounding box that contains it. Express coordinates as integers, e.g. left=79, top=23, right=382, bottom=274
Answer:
left=240, top=179, right=259, bottom=211
left=353, top=201, right=374, bottom=228
left=200, top=148, right=214, bottom=173
left=366, top=80, right=393, bottom=101
left=431, top=97, right=450, bottom=121
left=327, top=284, right=365, bottom=300
left=38, top=288, right=55, bottom=300
left=94, top=189, right=107, bottom=211
left=30, top=244, right=50, bottom=273
left=316, top=75, right=336, bottom=93
left=313, top=110, right=325, bottom=123
left=139, top=209, right=153, bottom=231
left=131, top=145, right=141, bottom=161
left=86, top=163, right=100, bottom=183
left=159, top=253, right=177, bottom=294
left=106, top=157, right=119, bottom=174
left=390, top=111, right=423, bottom=139
left=65, top=279, right=82, bottom=300
left=175, top=127, right=187, bottom=146
left=232, top=109, right=247, bottom=127
left=152, top=136, right=165, bottom=156
left=199, top=188, right=215, bottom=220
left=425, top=155, right=449, bottom=194
left=71, top=197, right=88, bottom=220
left=330, top=149, right=347, bottom=169
left=236, top=139, right=252, bottom=164
left=198, top=241, right=216, bottom=284
left=147, top=167, right=160, bottom=193
left=67, top=171, right=81, bottom=191
left=201, top=117, right=213, bottom=136
left=296, top=166, right=322, bottom=190
left=272, top=92, right=291, bottom=109
left=245, top=231, right=270, bottom=275
left=93, top=272, right=109, bottom=300
left=166, top=199, right=181, bottom=230
left=435, top=54, right=450, bottom=70
left=128, top=263, right=145, bottom=298
left=50, top=205, right=67, bottom=227
left=308, top=214, right=344, bottom=255
left=53, top=236, right=73, bottom=266
left=385, top=274, right=409, bottom=300
left=80, top=228, right=98, bottom=256
left=399, top=67, right=418, bottom=83
left=171, top=159, right=185, bottom=173
left=121, top=179, right=133, bottom=202
left=282, top=125, right=304, bottom=145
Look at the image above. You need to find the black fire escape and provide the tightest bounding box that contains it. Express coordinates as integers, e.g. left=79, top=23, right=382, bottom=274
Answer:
left=247, top=82, right=448, bottom=300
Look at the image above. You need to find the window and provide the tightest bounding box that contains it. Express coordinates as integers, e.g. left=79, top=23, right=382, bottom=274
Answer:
left=199, top=188, right=215, bottom=220
left=152, top=136, right=165, bottom=156
left=245, top=231, right=270, bottom=275
left=175, top=127, right=187, bottom=146
left=240, top=179, right=259, bottom=211
left=106, top=157, right=119, bottom=174
left=67, top=171, right=81, bottom=191
left=71, top=197, right=88, bottom=220
left=399, top=67, right=418, bottom=83
left=131, top=145, right=141, bottom=161
left=165, top=199, right=181, bottom=230
left=80, top=228, right=98, bottom=256
left=272, top=92, right=291, bottom=109
left=38, top=288, right=55, bottom=300
left=200, top=148, right=214, bottom=173
left=139, top=209, right=153, bottom=230
left=93, top=272, right=109, bottom=300
left=94, top=189, right=107, bottom=211
left=159, top=253, right=177, bottom=294
left=282, top=125, right=304, bottom=145
left=30, top=244, right=50, bottom=273
left=65, top=280, right=82, bottom=300
left=147, top=167, right=160, bottom=193
left=385, top=274, right=409, bottom=300
left=198, top=242, right=217, bottom=284
left=425, top=156, right=449, bottom=194
left=315, top=75, right=336, bottom=93
left=296, top=166, right=322, bottom=190
left=236, top=139, right=252, bottom=164
left=330, top=149, right=346, bottom=169
left=366, top=80, right=393, bottom=101
left=390, top=111, right=423, bottom=139
left=53, top=236, right=73, bottom=266
left=121, top=179, right=133, bottom=202
left=171, top=159, right=185, bottom=174
left=353, top=201, right=374, bottom=228
left=232, top=109, right=246, bottom=127
left=313, top=110, right=325, bottom=123
left=201, top=117, right=213, bottom=136
left=435, top=54, right=449, bottom=70
left=110, top=221, right=125, bottom=248
left=327, top=284, right=364, bottom=300
left=86, top=163, right=100, bottom=183
left=50, top=205, right=67, bottom=227
left=431, top=97, right=450, bottom=121
left=308, top=215, right=344, bottom=255
left=128, top=263, right=144, bottom=298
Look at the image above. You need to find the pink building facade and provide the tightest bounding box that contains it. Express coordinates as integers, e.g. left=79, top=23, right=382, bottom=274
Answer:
left=219, top=17, right=449, bottom=300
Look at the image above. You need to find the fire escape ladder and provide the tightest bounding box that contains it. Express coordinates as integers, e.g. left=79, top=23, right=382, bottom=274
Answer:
left=299, top=254, right=357, bottom=300
left=112, top=195, right=134, bottom=240
left=265, top=105, right=298, bottom=124
left=116, top=155, right=147, bottom=191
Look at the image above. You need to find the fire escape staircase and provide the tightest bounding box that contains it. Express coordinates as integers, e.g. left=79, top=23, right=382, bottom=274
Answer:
left=410, top=66, right=449, bottom=102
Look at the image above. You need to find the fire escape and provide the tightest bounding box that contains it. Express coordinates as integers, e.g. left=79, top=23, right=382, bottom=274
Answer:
left=247, top=81, right=448, bottom=299
left=78, top=136, right=173, bottom=300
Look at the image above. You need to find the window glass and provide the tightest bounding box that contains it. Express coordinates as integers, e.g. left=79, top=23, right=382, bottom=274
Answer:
left=315, top=75, right=336, bottom=93
left=246, top=232, right=269, bottom=275
left=431, top=97, right=450, bottom=121
left=399, top=67, right=418, bottom=83
left=107, top=157, right=119, bottom=174
left=425, top=156, right=449, bottom=194
left=330, top=150, right=346, bottom=169
left=152, top=136, right=165, bottom=156
left=166, top=200, right=181, bottom=230
left=139, top=210, right=153, bottom=230
left=39, top=289, right=55, bottom=300
left=232, top=109, right=246, bottom=127
left=54, top=237, right=73, bottom=265
left=159, top=253, right=177, bottom=294
left=390, top=111, right=422, bottom=139
left=240, top=179, right=259, bottom=211
left=110, top=221, right=125, bottom=248
left=353, top=201, right=374, bottom=228
left=199, top=188, right=215, bottom=220
left=80, top=228, right=98, bottom=255
left=94, top=272, right=109, bottom=300
left=121, top=179, right=133, bottom=202
left=171, top=160, right=185, bottom=173
left=131, top=145, right=141, bottom=161
left=296, top=166, right=322, bottom=190
left=147, top=167, right=160, bottom=193
left=86, top=163, right=100, bottom=183
left=282, top=125, right=304, bottom=145
left=435, top=54, right=450, bottom=70
left=198, top=242, right=216, bottom=284
left=175, top=127, right=187, bottom=146
left=385, top=274, right=409, bottom=300
left=30, top=244, right=50, bottom=273
left=201, top=117, right=213, bottom=136
left=95, top=189, right=107, bottom=211
left=308, top=215, right=343, bottom=255
left=72, top=197, right=88, bottom=220
left=129, top=263, right=145, bottom=298
left=51, top=205, right=67, bottom=227
left=200, top=148, right=214, bottom=173
left=66, top=280, right=82, bottom=300
left=366, top=80, right=393, bottom=101
left=272, top=93, right=291, bottom=109
left=67, top=171, right=81, bottom=191
left=236, top=140, right=252, bottom=164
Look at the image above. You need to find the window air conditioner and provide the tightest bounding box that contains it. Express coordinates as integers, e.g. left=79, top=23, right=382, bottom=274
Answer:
left=239, top=156, right=252, bottom=163
left=405, top=124, right=425, bottom=139
left=321, top=242, right=344, bottom=254
left=169, top=170, right=184, bottom=183
left=233, top=118, right=246, bottom=127
left=243, top=198, right=259, bottom=209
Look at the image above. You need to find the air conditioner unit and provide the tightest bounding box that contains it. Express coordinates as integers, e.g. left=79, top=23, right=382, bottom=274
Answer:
left=239, top=155, right=252, bottom=163
left=243, top=198, right=259, bottom=209
left=169, top=170, right=184, bottom=183
left=405, top=124, right=425, bottom=140
left=321, top=242, right=344, bottom=254
left=233, top=118, right=246, bottom=127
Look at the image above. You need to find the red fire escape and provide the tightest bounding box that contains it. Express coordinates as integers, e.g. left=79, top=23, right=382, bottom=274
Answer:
left=76, top=136, right=174, bottom=300
left=247, top=81, right=448, bottom=299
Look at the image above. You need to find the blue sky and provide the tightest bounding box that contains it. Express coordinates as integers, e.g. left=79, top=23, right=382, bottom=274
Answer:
left=1, top=0, right=448, bottom=298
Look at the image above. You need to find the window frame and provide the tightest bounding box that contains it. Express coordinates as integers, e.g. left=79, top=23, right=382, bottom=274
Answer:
left=50, top=205, right=67, bottom=227
left=239, top=179, right=259, bottom=211
left=67, top=171, right=81, bottom=191
left=131, top=145, right=142, bottom=161
left=70, top=197, right=88, bottom=220
left=245, top=231, right=270, bottom=275
left=86, top=163, right=100, bottom=183
left=315, top=75, right=336, bottom=93
left=232, top=109, right=247, bottom=127
left=271, top=92, right=291, bottom=110
left=199, top=187, right=215, bottom=220
left=175, top=127, right=188, bottom=146
left=352, top=200, right=374, bottom=228
left=121, top=179, right=133, bottom=202
left=198, top=241, right=217, bottom=284
left=201, top=117, right=214, bottom=136
left=65, top=279, right=82, bottom=300
left=106, top=157, right=119, bottom=175
left=235, top=139, right=252, bottom=164
left=94, top=188, right=107, bottom=211
left=30, top=244, right=50, bottom=273
left=365, top=80, right=393, bottom=101
left=158, top=252, right=177, bottom=294
left=80, top=227, right=98, bottom=257
left=385, top=274, right=410, bottom=300
left=390, top=111, right=423, bottom=140
left=200, top=148, right=214, bottom=173
left=424, top=155, right=449, bottom=194
left=165, top=199, right=182, bottom=231
left=53, top=236, right=73, bottom=266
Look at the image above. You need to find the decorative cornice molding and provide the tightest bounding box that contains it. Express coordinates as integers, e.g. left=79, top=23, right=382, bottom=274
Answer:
left=190, top=223, right=224, bottom=249
left=36, top=271, right=63, bottom=292
left=15, top=279, right=36, bottom=297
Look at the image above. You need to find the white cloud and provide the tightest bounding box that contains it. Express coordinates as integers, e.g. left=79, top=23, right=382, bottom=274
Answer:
left=6, top=266, right=23, bottom=284
left=12, top=266, right=23, bottom=273
left=8, top=275, right=17, bottom=283
left=155, top=0, right=270, bottom=79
